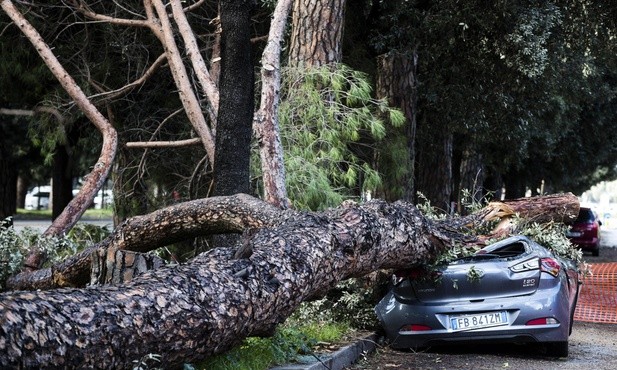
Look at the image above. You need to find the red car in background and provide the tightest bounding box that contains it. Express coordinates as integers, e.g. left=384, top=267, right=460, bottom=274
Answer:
left=566, top=207, right=602, bottom=256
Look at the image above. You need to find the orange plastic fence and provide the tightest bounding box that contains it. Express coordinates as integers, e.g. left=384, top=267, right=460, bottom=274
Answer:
left=574, top=263, right=617, bottom=323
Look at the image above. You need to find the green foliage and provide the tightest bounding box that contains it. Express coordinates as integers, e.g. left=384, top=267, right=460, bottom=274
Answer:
left=290, top=278, right=381, bottom=331
left=417, top=190, right=583, bottom=269
left=197, top=324, right=330, bottom=370
left=198, top=275, right=379, bottom=370
left=365, top=0, right=617, bottom=196
left=500, top=4, right=562, bottom=78
left=415, top=192, right=449, bottom=221
left=0, top=218, right=110, bottom=290
left=516, top=219, right=583, bottom=265
left=274, top=64, right=404, bottom=210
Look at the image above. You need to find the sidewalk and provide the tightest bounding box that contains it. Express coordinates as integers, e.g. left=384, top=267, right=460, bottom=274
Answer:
left=270, top=333, right=379, bottom=370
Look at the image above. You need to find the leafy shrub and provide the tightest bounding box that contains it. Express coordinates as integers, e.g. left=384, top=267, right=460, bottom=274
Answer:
left=0, top=217, right=110, bottom=290
left=197, top=326, right=318, bottom=370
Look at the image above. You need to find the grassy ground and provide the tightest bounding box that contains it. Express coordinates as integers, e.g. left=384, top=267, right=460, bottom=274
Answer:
left=13, top=208, right=114, bottom=220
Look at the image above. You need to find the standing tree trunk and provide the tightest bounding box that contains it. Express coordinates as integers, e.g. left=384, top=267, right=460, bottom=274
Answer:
left=457, top=147, right=486, bottom=211
left=416, top=124, right=454, bottom=212
left=288, top=0, right=346, bottom=67
left=0, top=129, right=17, bottom=220
left=213, top=0, right=254, bottom=198
left=376, top=51, right=419, bottom=202
left=254, top=0, right=293, bottom=209
left=51, top=143, right=74, bottom=221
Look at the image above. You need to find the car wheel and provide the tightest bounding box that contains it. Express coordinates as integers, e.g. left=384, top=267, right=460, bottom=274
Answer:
left=545, top=341, right=568, bottom=358
left=592, top=248, right=600, bottom=257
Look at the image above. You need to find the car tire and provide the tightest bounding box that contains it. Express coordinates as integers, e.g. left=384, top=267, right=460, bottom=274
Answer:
left=545, top=341, right=568, bottom=358
left=592, top=248, right=599, bottom=257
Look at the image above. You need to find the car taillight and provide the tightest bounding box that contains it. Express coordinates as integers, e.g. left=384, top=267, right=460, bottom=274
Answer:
left=526, top=317, right=559, bottom=326
left=399, top=324, right=432, bottom=333
left=540, top=258, right=561, bottom=277
left=509, top=258, right=540, bottom=273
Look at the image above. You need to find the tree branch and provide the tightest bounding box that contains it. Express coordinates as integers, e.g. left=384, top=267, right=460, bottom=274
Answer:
left=6, top=194, right=285, bottom=290
left=0, top=196, right=445, bottom=368
left=125, top=138, right=202, bottom=148
left=1, top=0, right=118, bottom=240
left=148, top=0, right=216, bottom=165
left=254, top=0, right=293, bottom=209
left=170, top=0, right=219, bottom=124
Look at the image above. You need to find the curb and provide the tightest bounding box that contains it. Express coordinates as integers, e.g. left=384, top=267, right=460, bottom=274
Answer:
left=270, top=333, right=379, bottom=370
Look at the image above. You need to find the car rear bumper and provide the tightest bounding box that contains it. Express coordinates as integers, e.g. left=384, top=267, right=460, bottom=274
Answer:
left=376, top=285, right=572, bottom=349
left=569, top=237, right=600, bottom=250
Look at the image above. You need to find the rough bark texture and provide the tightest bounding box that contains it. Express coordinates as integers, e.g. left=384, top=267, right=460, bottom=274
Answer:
left=376, top=51, right=418, bottom=203
left=213, top=0, right=254, bottom=197
left=149, top=0, right=216, bottom=164
left=90, top=249, right=166, bottom=285
left=288, top=0, right=346, bottom=67
left=1, top=197, right=449, bottom=369
left=457, top=147, right=486, bottom=210
left=51, top=143, right=74, bottom=221
left=0, top=129, right=17, bottom=219
left=416, top=127, right=454, bottom=211
left=444, top=192, right=580, bottom=240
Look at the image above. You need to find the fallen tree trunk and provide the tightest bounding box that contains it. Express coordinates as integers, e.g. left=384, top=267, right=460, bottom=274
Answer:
left=1, top=197, right=450, bottom=368
left=0, top=193, right=579, bottom=368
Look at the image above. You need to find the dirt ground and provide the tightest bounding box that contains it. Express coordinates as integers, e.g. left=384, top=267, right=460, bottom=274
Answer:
left=347, top=241, right=617, bottom=370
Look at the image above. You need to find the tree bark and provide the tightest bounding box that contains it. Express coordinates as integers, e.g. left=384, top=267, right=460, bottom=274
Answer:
left=0, top=131, right=17, bottom=220
left=0, top=196, right=449, bottom=369
left=416, top=127, right=454, bottom=211
left=0, top=193, right=579, bottom=368
left=148, top=0, right=216, bottom=165
left=6, top=194, right=284, bottom=291
left=288, top=0, right=346, bottom=67
left=51, top=143, right=74, bottom=221
left=213, top=0, right=254, bottom=198
left=457, top=147, right=486, bottom=210
left=254, top=0, right=293, bottom=209
left=376, top=51, right=419, bottom=203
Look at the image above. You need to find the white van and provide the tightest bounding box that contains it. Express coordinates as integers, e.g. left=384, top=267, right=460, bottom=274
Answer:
left=24, top=186, right=51, bottom=210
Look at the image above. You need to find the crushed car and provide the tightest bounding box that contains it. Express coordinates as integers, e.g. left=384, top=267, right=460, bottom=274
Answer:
left=375, top=235, right=581, bottom=357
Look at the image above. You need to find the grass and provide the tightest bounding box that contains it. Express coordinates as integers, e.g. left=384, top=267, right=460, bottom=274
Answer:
left=14, top=208, right=114, bottom=220
left=197, top=321, right=351, bottom=370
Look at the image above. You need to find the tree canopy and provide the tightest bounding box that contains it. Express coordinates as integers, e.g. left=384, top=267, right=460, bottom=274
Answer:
left=1, top=0, right=616, bottom=218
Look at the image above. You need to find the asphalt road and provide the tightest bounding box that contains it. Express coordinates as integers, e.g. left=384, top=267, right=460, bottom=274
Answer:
left=601, top=227, right=617, bottom=248
left=11, top=218, right=114, bottom=233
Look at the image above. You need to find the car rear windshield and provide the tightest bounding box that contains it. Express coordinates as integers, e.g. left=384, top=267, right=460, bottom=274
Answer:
left=451, top=242, right=528, bottom=263
left=575, top=208, right=595, bottom=223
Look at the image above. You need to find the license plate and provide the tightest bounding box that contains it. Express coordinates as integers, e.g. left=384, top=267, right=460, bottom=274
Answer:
left=566, top=231, right=581, bottom=237
left=450, top=311, right=508, bottom=331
